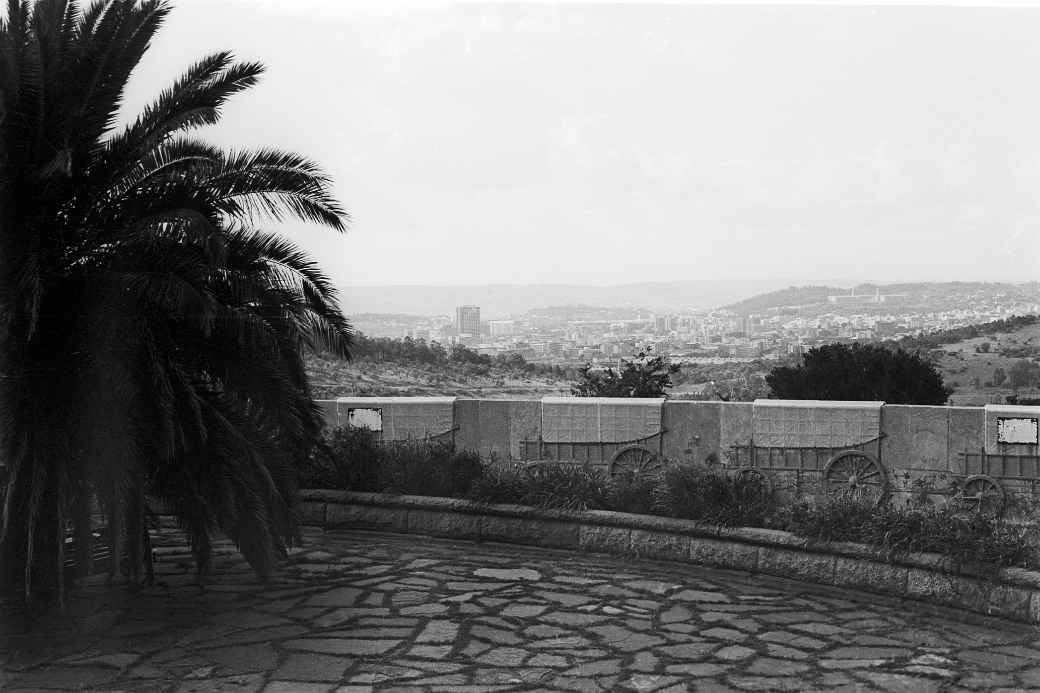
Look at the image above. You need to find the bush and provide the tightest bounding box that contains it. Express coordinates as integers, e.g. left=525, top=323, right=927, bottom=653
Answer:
left=298, top=426, right=483, bottom=498
left=380, top=441, right=483, bottom=497
left=299, top=426, right=383, bottom=490
left=654, top=464, right=779, bottom=527
left=607, top=472, right=658, bottom=515
left=781, top=489, right=1036, bottom=572
left=468, top=463, right=615, bottom=511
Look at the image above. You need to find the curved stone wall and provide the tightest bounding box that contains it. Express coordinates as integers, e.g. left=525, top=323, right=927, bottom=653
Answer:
left=299, top=489, right=1040, bottom=625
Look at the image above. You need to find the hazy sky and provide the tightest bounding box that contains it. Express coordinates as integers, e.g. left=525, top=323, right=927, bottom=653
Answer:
left=121, top=1, right=1040, bottom=287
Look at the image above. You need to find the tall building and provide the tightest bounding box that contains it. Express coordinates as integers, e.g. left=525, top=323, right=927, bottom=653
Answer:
left=455, top=305, right=481, bottom=337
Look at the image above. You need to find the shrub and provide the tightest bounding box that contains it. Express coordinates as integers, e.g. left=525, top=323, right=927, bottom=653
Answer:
left=298, top=426, right=483, bottom=497
left=607, top=472, right=658, bottom=515
left=781, top=490, right=1036, bottom=572
left=468, top=463, right=615, bottom=511
left=654, top=464, right=779, bottom=527
left=380, top=441, right=483, bottom=497
left=299, top=426, right=383, bottom=490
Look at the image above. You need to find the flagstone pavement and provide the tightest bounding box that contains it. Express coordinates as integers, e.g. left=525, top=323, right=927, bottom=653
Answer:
left=4, top=527, right=1040, bottom=692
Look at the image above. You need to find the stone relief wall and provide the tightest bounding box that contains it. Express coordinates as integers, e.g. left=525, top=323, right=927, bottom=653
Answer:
left=316, top=397, right=1040, bottom=502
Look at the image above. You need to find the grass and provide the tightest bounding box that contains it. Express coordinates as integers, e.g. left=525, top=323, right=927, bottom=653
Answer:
left=303, top=426, right=1039, bottom=571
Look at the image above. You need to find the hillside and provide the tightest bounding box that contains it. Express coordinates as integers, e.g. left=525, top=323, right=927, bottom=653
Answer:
left=306, top=355, right=570, bottom=399
left=927, top=316, right=1040, bottom=406
left=724, top=286, right=842, bottom=314
left=724, top=281, right=1040, bottom=316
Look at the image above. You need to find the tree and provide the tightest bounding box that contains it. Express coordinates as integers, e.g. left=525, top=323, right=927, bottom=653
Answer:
left=765, top=343, right=951, bottom=405
left=572, top=352, right=680, bottom=398
left=1009, top=359, right=1040, bottom=391
left=0, top=0, right=351, bottom=607
left=993, top=367, right=1008, bottom=387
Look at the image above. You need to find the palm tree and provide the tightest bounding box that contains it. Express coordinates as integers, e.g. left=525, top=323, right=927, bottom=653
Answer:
left=0, top=0, right=352, bottom=609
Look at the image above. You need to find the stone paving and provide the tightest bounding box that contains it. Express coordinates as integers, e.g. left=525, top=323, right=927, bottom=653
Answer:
left=3, top=528, right=1040, bottom=692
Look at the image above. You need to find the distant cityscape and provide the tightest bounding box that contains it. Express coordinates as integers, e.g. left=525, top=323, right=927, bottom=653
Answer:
left=349, top=283, right=1040, bottom=368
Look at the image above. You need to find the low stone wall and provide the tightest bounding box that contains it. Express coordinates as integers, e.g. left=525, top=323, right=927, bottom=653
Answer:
left=299, top=488, right=1040, bottom=625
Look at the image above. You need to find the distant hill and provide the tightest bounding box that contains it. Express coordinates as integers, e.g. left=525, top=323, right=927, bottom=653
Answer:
left=725, top=281, right=1040, bottom=315
left=724, top=286, right=843, bottom=314
left=337, top=280, right=856, bottom=317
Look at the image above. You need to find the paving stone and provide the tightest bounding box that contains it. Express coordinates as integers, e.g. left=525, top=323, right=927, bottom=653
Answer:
left=530, top=635, right=593, bottom=649
left=471, top=624, right=523, bottom=645
left=529, top=653, right=570, bottom=667
left=206, top=643, right=278, bottom=673
left=306, top=587, right=362, bottom=607
left=540, top=611, right=610, bottom=627
left=624, top=580, right=680, bottom=595
left=274, top=654, right=351, bottom=681
left=399, top=602, right=448, bottom=616
left=462, top=641, right=492, bottom=657
left=7, top=666, right=121, bottom=689
left=175, top=673, right=267, bottom=692
left=903, top=664, right=956, bottom=678
left=474, top=567, right=541, bottom=580
left=789, top=622, right=848, bottom=635
left=501, top=603, right=549, bottom=618
left=416, top=620, right=458, bottom=643
left=854, top=672, right=943, bottom=693
left=727, top=675, right=803, bottom=691
left=745, top=657, right=810, bottom=676
left=826, top=646, right=908, bottom=659
left=701, top=627, right=747, bottom=642
left=674, top=589, right=730, bottom=603
left=565, top=658, right=624, bottom=676
left=475, top=647, right=528, bottom=667
left=764, top=644, right=809, bottom=660
left=758, top=630, right=828, bottom=650
left=959, top=672, right=1016, bottom=689
left=311, top=607, right=389, bottom=627
left=658, top=642, right=717, bottom=659
left=664, top=662, right=729, bottom=677
left=630, top=651, right=659, bottom=672
left=409, top=644, right=453, bottom=658
left=715, top=646, right=755, bottom=661
left=537, top=590, right=598, bottom=606
left=623, top=673, right=682, bottom=690
left=283, top=638, right=401, bottom=655
left=660, top=605, right=694, bottom=623
left=589, top=626, right=665, bottom=652
left=819, top=658, right=889, bottom=669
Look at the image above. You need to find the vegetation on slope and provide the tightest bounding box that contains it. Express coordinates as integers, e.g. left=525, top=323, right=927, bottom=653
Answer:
left=308, top=334, right=571, bottom=398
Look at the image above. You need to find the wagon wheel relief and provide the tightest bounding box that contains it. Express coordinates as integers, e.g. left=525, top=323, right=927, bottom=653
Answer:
left=956, top=474, right=1006, bottom=516
left=823, top=450, right=889, bottom=503
left=609, top=445, right=664, bottom=480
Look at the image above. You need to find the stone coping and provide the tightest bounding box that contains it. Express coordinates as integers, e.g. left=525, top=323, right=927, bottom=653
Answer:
left=298, top=488, right=1040, bottom=624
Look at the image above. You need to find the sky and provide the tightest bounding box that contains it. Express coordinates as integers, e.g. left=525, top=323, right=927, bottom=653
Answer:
left=119, top=0, right=1040, bottom=287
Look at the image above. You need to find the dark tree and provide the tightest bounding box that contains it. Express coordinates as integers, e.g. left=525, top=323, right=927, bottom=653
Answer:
left=572, top=352, right=680, bottom=398
left=766, top=343, right=951, bottom=405
left=1, top=0, right=351, bottom=606
left=1009, top=359, right=1040, bottom=391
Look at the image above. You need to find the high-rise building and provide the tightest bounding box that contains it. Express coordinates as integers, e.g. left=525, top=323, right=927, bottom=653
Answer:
left=455, top=305, right=481, bottom=337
